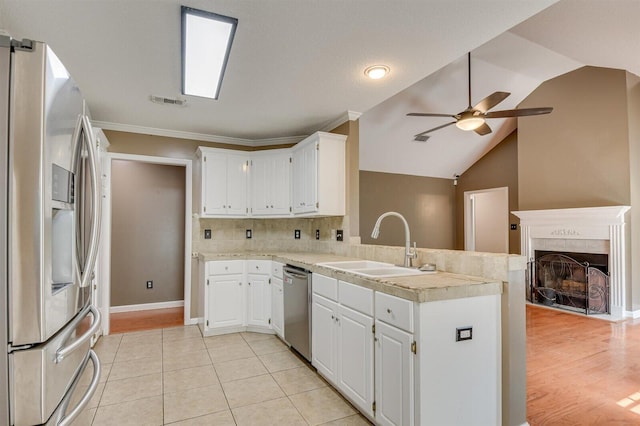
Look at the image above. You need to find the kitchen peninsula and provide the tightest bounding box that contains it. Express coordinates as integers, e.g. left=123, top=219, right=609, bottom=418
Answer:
left=197, top=246, right=527, bottom=426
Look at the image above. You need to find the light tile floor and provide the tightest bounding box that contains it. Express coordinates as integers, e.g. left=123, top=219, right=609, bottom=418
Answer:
left=71, top=325, right=372, bottom=425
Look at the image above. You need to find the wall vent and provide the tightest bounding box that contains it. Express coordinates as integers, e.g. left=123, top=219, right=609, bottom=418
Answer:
left=149, top=95, right=187, bottom=106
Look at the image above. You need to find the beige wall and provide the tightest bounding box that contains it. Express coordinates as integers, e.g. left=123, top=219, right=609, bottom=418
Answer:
left=518, top=66, right=631, bottom=209
left=456, top=131, right=520, bottom=253
left=110, top=160, right=185, bottom=306
left=331, top=120, right=360, bottom=240
left=359, top=171, right=455, bottom=249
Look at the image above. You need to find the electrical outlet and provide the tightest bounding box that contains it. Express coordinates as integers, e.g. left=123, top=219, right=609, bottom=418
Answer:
left=294, top=229, right=301, bottom=239
left=204, top=229, right=212, bottom=239
left=456, top=326, right=472, bottom=342
left=510, top=223, right=518, bottom=230
left=315, top=229, right=320, bottom=240
left=146, top=280, right=153, bottom=289
left=336, top=229, right=343, bottom=241
left=246, top=229, right=252, bottom=239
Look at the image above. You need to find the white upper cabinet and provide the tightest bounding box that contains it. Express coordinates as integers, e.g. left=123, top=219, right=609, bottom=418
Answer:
left=250, top=150, right=290, bottom=216
left=197, top=148, right=249, bottom=217
left=196, top=131, right=346, bottom=218
left=291, top=132, right=346, bottom=216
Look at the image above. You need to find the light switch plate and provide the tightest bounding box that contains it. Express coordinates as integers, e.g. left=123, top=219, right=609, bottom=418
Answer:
left=204, top=229, right=212, bottom=239
left=246, top=229, right=252, bottom=239
left=456, top=326, right=473, bottom=342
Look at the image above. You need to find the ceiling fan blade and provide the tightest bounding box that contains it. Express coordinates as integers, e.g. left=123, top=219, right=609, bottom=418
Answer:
left=473, top=91, right=510, bottom=113
left=485, top=107, right=553, bottom=118
left=413, top=121, right=457, bottom=141
left=407, top=112, right=457, bottom=118
left=474, top=122, right=492, bottom=136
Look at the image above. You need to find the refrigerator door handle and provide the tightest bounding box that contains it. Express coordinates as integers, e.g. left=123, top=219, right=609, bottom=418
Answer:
left=55, top=304, right=101, bottom=363
left=79, top=114, right=101, bottom=289
left=56, top=349, right=101, bottom=426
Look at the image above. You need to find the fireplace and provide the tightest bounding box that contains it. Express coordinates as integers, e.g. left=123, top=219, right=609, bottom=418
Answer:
left=513, top=206, right=630, bottom=320
left=531, top=251, right=609, bottom=315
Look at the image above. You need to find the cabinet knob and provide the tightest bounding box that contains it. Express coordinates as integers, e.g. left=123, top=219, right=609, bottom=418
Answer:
left=270, top=205, right=273, bottom=208
left=331, top=315, right=335, bottom=319
left=266, top=205, right=269, bottom=208
left=239, top=282, right=242, bottom=286
left=387, top=308, right=392, bottom=314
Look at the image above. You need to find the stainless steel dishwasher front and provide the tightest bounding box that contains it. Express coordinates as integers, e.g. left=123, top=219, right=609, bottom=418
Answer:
left=283, top=265, right=311, bottom=361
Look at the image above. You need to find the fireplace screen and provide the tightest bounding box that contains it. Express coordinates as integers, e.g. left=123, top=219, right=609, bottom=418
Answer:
left=530, top=252, right=609, bottom=315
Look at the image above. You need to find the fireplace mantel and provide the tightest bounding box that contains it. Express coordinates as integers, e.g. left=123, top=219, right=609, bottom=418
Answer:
left=513, top=206, right=630, bottom=319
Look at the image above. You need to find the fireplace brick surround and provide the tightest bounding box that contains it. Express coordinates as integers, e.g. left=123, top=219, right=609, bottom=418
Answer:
left=513, top=206, right=630, bottom=320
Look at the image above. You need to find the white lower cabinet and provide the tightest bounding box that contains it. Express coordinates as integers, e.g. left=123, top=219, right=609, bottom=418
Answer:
left=311, top=293, right=338, bottom=385
left=202, top=260, right=279, bottom=336
left=337, top=304, right=374, bottom=418
left=247, top=273, right=271, bottom=328
left=271, top=277, right=284, bottom=338
left=375, top=320, right=414, bottom=426
left=207, top=274, right=245, bottom=329
left=311, top=275, right=501, bottom=426
left=311, top=275, right=374, bottom=419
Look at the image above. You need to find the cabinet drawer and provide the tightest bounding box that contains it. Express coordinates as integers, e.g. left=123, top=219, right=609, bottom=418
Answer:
left=312, top=273, right=338, bottom=301
left=375, top=292, right=414, bottom=333
left=339, top=281, right=373, bottom=316
left=247, top=260, right=271, bottom=275
left=271, top=262, right=284, bottom=279
left=209, top=260, right=244, bottom=275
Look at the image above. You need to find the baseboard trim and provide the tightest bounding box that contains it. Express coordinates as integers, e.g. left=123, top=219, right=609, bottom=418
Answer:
left=624, top=309, right=640, bottom=319
left=184, top=317, right=199, bottom=325
left=110, top=300, right=184, bottom=313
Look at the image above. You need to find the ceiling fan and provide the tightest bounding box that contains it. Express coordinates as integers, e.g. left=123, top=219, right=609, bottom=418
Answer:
left=407, top=52, right=553, bottom=142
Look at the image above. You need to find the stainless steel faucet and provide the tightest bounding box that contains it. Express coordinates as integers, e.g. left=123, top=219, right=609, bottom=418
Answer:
left=370, top=211, right=417, bottom=267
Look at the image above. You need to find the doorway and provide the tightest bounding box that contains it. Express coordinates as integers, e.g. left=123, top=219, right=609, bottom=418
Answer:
left=464, top=187, right=509, bottom=253
left=98, top=153, right=192, bottom=335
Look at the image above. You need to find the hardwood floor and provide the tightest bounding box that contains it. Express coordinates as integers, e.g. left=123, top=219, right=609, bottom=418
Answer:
left=109, top=306, right=184, bottom=334
left=527, top=304, right=640, bottom=425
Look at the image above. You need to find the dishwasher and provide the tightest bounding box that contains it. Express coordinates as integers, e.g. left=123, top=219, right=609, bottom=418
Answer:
left=283, top=265, right=312, bottom=361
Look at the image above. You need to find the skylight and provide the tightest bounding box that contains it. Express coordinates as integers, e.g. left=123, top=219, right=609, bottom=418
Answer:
left=181, top=6, right=238, bottom=100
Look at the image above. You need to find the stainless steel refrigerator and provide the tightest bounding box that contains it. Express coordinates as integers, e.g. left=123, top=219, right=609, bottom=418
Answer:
left=1, top=35, right=102, bottom=425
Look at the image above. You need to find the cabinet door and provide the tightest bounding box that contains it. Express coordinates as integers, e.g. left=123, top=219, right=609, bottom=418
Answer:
left=208, top=275, right=245, bottom=328
left=226, top=154, right=248, bottom=215
left=311, top=294, right=338, bottom=385
left=337, top=305, right=374, bottom=417
left=270, top=152, right=291, bottom=215
left=250, top=156, right=270, bottom=216
left=302, top=141, right=318, bottom=212
left=202, top=153, right=227, bottom=216
left=291, top=147, right=306, bottom=214
left=271, top=277, right=284, bottom=338
left=375, top=320, right=414, bottom=426
left=246, top=274, right=271, bottom=327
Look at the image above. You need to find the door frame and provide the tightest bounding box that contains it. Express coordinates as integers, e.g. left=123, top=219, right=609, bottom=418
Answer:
left=98, top=153, right=193, bottom=335
left=464, top=186, right=509, bottom=252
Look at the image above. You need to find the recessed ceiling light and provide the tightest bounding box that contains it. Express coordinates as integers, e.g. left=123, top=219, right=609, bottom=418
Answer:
left=364, top=65, right=390, bottom=80
left=182, top=6, right=238, bottom=100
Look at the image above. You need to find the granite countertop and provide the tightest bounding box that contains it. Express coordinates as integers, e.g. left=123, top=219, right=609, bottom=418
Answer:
left=198, top=251, right=502, bottom=303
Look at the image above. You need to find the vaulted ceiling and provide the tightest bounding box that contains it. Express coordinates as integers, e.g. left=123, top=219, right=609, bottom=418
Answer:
left=2, top=0, right=638, bottom=178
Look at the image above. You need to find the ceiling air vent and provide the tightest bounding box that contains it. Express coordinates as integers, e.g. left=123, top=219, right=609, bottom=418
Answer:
left=149, top=95, right=187, bottom=106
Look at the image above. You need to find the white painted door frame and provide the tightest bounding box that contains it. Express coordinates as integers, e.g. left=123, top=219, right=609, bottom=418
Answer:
left=464, top=186, right=509, bottom=253
left=98, top=153, right=193, bottom=335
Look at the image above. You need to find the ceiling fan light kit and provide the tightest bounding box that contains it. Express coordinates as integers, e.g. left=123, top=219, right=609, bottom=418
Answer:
left=407, top=52, right=553, bottom=141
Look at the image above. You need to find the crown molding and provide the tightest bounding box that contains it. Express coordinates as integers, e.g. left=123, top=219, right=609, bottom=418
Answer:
left=92, top=121, right=307, bottom=147
left=318, top=110, right=362, bottom=132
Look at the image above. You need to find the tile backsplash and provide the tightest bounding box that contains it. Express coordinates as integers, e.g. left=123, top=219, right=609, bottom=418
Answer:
left=193, top=216, right=350, bottom=255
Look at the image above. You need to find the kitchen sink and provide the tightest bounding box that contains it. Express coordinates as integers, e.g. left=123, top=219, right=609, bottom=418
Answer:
left=317, top=260, right=432, bottom=278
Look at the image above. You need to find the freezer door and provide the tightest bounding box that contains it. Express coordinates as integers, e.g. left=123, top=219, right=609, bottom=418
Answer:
left=9, top=304, right=101, bottom=426
left=8, top=41, right=100, bottom=346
